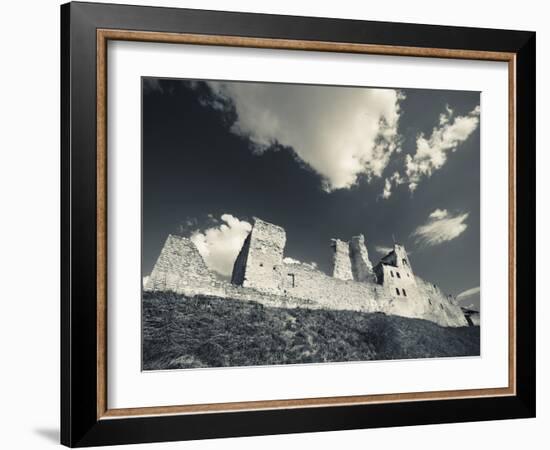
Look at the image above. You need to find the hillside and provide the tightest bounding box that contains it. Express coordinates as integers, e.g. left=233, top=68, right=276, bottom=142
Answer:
left=142, top=292, right=480, bottom=370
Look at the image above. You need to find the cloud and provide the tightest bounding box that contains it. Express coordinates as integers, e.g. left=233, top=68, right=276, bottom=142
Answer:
left=456, top=286, right=480, bottom=311
left=457, top=286, right=480, bottom=300
left=143, top=78, right=175, bottom=95
left=197, top=81, right=405, bottom=191
left=429, top=208, right=448, bottom=220
left=190, top=214, right=252, bottom=277
left=438, top=104, right=454, bottom=125
left=283, top=256, right=318, bottom=269
left=143, top=78, right=164, bottom=93
left=375, top=245, right=393, bottom=255
left=381, top=171, right=405, bottom=199
left=412, top=209, right=469, bottom=247
left=405, top=105, right=480, bottom=192
left=283, top=257, right=300, bottom=265
left=378, top=104, right=479, bottom=198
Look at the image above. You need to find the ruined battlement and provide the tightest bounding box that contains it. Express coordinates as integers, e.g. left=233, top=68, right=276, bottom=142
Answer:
left=231, top=217, right=286, bottom=294
left=144, top=235, right=225, bottom=296
left=145, top=218, right=470, bottom=327
left=349, top=235, right=376, bottom=283
left=331, top=238, right=353, bottom=280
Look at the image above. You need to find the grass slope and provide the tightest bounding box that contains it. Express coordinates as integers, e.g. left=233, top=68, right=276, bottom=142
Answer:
left=143, top=292, right=480, bottom=370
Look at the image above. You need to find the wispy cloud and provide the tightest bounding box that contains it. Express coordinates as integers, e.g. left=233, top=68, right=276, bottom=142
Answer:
left=457, top=286, right=480, bottom=300
left=283, top=257, right=301, bottom=265
left=457, top=286, right=480, bottom=311
left=381, top=104, right=480, bottom=198
left=405, top=105, right=480, bottom=192
left=283, top=256, right=318, bottom=269
left=196, top=81, right=405, bottom=191
left=374, top=245, right=393, bottom=255
left=381, top=171, right=405, bottom=199
left=190, top=214, right=252, bottom=277
left=412, top=209, right=469, bottom=247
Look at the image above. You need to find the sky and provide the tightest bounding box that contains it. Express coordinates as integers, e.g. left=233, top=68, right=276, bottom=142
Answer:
left=142, top=77, right=481, bottom=310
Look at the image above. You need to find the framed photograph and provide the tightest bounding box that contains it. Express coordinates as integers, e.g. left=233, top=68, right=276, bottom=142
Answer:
left=61, top=2, right=535, bottom=447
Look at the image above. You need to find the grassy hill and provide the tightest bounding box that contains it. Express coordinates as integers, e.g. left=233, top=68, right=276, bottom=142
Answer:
left=142, top=291, right=480, bottom=370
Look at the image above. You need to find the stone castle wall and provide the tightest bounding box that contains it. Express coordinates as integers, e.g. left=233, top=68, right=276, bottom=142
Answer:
left=462, top=308, right=481, bottom=326
left=371, top=245, right=467, bottom=326
left=281, top=261, right=386, bottom=312
left=414, top=278, right=468, bottom=327
left=349, top=235, right=376, bottom=282
left=377, top=277, right=467, bottom=327
left=331, top=239, right=353, bottom=280
left=145, top=237, right=384, bottom=313
left=230, top=233, right=250, bottom=286
left=232, top=218, right=286, bottom=294
left=376, top=259, right=417, bottom=298
left=145, top=235, right=225, bottom=297
left=145, top=219, right=471, bottom=327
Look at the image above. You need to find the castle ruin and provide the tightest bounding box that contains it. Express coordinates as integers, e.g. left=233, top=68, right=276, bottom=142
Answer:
left=145, top=217, right=470, bottom=327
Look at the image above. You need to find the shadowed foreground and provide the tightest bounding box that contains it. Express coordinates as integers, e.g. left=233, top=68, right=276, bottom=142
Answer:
left=142, top=292, right=480, bottom=370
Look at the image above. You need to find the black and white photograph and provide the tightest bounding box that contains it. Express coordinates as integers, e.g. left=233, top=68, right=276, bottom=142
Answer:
left=141, top=78, right=482, bottom=370
left=0, top=0, right=541, bottom=447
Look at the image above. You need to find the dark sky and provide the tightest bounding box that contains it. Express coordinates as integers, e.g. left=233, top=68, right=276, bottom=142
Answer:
left=142, top=77, right=481, bottom=309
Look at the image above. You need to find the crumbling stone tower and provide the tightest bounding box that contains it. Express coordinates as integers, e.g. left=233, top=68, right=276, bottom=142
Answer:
left=349, top=234, right=376, bottom=282
left=380, top=244, right=414, bottom=274
left=145, top=234, right=222, bottom=295
left=331, top=235, right=376, bottom=282
left=231, top=218, right=286, bottom=294
left=374, top=243, right=417, bottom=294
left=331, top=239, right=353, bottom=280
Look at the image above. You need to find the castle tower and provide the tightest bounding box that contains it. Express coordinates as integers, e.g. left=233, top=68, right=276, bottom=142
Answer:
left=231, top=217, right=286, bottom=294
left=373, top=242, right=417, bottom=290
left=393, top=244, right=413, bottom=274
left=331, top=239, right=353, bottom=280
left=377, top=243, right=414, bottom=274
left=144, top=234, right=220, bottom=295
left=349, top=234, right=376, bottom=282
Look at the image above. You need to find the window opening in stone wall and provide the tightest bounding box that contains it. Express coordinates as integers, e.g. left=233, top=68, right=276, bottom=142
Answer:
left=259, top=263, right=263, bottom=267
left=396, top=272, right=401, bottom=278
left=402, top=288, right=407, bottom=296
left=287, top=273, right=295, bottom=288
left=390, top=271, right=394, bottom=277
left=428, top=298, right=432, bottom=305
left=440, top=304, right=444, bottom=310
left=402, top=258, right=408, bottom=266
left=396, top=288, right=400, bottom=295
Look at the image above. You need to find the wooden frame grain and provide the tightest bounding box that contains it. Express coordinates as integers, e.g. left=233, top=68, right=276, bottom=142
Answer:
left=96, top=29, right=517, bottom=420
left=62, top=2, right=535, bottom=446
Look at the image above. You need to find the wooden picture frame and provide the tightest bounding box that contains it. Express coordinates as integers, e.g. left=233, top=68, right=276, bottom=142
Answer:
left=61, top=1, right=535, bottom=447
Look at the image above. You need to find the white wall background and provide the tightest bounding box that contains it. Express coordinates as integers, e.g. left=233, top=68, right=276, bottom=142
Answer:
left=0, top=0, right=546, bottom=448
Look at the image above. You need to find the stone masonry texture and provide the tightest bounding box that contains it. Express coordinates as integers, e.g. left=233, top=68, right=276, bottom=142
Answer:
left=349, top=235, right=376, bottom=283
left=233, top=218, right=286, bottom=294
left=145, top=218, right=471, bottom=327
left=331, top=239, right=353, bottom=280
